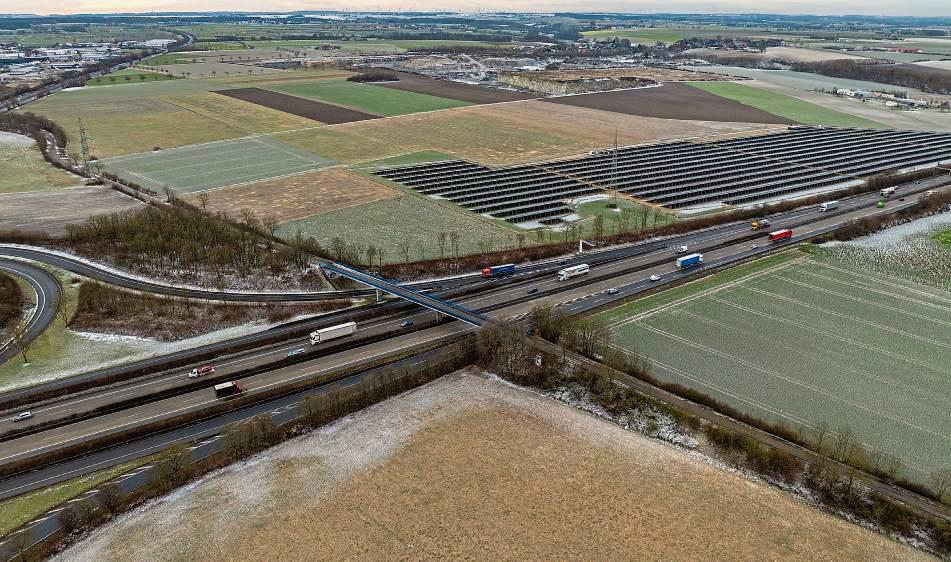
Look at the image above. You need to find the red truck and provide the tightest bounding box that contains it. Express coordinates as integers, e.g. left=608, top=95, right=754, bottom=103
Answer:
left=768, top=229, right=793, bottom=242
left=214, top=381, right=244, bottom=398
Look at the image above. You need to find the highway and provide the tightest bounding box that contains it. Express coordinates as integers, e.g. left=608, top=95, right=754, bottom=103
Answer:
left=1, top=179, right=947, bottom=497
left=2, top=173, right=944, bottom=406
left=0, top=260, right=60, bottom=365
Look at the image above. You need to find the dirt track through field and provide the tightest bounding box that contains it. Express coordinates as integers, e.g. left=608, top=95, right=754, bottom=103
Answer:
left=377, top=71, right=537, bottom=103
left=214, top=87, right=380, bottom=124
left=545, top=82, right=797, bottom=124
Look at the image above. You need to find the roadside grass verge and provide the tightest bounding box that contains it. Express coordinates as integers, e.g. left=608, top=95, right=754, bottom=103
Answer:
left=269, top=80, right=471, bottom=116
left=689, top=82, right=887, bottom=128
left=0, top=456, right=153, bottom=536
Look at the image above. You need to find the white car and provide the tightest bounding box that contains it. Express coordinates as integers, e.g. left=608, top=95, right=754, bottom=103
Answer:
left=12, top=411, right=32, bottom=423
left=649, top=275, right=661, bottom=282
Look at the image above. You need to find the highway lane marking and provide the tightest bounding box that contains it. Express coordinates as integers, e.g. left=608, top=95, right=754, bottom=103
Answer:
left=0, top=328, right=468, bottom=462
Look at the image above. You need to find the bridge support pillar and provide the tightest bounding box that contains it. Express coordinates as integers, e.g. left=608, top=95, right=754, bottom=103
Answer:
left=375, top=289, right=382, bottom=302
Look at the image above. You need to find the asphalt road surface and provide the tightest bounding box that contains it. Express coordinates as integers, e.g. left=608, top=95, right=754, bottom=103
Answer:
left=0, top=260, right=60, bottom=365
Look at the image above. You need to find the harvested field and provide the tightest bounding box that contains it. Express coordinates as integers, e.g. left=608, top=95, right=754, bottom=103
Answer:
left=215, top=87, right=378, bottom=124
left=685, top=47, right=866, bottom=63
left=101, top=136, right=333, bottom=194
left=545, top=83, right=795, bottom=124
left=377, top=71, right=536, bottom=103
left=54, top=372, right=929, bottom=562
left=598, top=253, right=951, bottom=483
left=279, top=99, right=784, bottom=166
left=183, top=168, right=399, bottom=223
left=511, top=67, right=728, bottom=82
left=159, top=92, right=318, bottom=132
left=0, top=188, right=143, bottom=236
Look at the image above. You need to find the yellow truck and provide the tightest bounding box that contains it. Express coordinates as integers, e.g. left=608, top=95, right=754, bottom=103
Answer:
left=750, top=219, right=771, bottom=231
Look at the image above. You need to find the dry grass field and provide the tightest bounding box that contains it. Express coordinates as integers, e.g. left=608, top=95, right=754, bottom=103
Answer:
left=0, top=188, right=144, bottom=235
left=55, top=372, right=930, bottom=562
left=161, top=92, right=320, bottom=131
left=184, top=168, right=398, bottom=223
left=279, top=100, right=783, bottom=166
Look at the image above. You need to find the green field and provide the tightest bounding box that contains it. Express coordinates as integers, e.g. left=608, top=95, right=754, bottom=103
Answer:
left=0, top=138, right=79, bottom=194
left=934, top=229, right=951, bottom=248
left=0, top=457, right=152, bottom=536
left=85, top=68, right=177, bottom=86
left=689, top=82, right=887, bottom=128
left=582, top=28, right=697, bottom=44
left=352, top=150, right=456, bottom=170
left=575, top=198, right=675, bottom=236
left=21, top=78, right=319, bottom=158
left=270, top=80, right=471, bottom=116
left=101, top=136, right=333, bottom=194
left=277, top=193, right=525, bottom=263
left=598, top=253, right=951, bottom=483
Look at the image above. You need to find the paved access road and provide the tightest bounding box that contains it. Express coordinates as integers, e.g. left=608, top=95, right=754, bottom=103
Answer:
left=0, top=260, right=60, bottom=365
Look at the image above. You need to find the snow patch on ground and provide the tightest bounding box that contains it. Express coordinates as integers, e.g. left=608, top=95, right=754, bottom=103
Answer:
left=0, top=132, right=35, bottom=147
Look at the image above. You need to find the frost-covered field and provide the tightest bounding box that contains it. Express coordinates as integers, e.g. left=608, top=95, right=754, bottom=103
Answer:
left=53, top=371, right=925, bottom=562
left=815, top=213, right=951, bottom=290
left=599, top=254, right=951, bottom=483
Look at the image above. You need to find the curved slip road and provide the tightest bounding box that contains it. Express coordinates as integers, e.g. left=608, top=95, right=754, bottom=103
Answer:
left=0, top=260, right=60, bottom=365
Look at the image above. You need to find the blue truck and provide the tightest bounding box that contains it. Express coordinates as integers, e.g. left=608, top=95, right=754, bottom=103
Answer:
left=482, top=263, right=516, bottom=278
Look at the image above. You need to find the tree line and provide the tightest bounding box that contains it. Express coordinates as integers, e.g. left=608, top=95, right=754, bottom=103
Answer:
left=792, top=60, right=951, bottom=95
left=0, top=112, right=68, bottom=154
left=63, top=205, right=323, bottom=282
left=0, top=272, right=22, bottom=336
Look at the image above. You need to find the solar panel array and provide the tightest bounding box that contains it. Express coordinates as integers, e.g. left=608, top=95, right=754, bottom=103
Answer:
left=374, top=127, right=951, bottom=223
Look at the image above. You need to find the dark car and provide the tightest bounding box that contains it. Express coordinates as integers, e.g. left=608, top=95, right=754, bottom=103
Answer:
left=527, top=287, right=538, bottom=294
left=400, top=320, right=414, bottom=328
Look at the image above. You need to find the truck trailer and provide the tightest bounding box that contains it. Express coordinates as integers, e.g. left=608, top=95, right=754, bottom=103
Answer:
left=309, top=321, right=357, bottom=345
left=819, top=201, right=839, bottom=212
left=557, top=264, right=590, bottom=281
left=214, top=381, right=244, bottom=398
left=482, top=263, right=516, bottom=278
left=676, top=253, right=703, bottom=269
left=880, top=187, right=896, bottom=198
left=768, top=229, right=793, bottom=242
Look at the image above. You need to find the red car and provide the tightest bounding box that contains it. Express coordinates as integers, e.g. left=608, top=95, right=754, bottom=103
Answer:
left=188, top=365, right=215, bottom=379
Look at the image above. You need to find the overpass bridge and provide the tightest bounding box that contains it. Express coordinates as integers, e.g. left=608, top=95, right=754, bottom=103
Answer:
left=321, top=263, right=487, bottom=327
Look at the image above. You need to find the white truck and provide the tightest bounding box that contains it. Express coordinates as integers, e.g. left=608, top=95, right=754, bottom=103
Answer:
left=819, top=200, right=839, bottom=212
left=309, top=321, right=357, bottom=345
left=880, top=187, right=897, bottom=198
left=557, top=263, right=590, bottom=281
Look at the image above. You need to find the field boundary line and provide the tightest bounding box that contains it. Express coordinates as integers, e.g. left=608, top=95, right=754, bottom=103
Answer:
left=159, top=95, right=256, bottom=135
left=679, top=307, right=938, bottom=398
left=774, top=275, right=951, bottom=328
left=606, top=258, right=802, bottom=330
left=795, top=268, right=951, bottom=312
left=638, top=324, right=951, bottom=443
left=711, top=297, right=951, bottom=376
left=810, top=260, right=951, bottom=305
left=744, top=286, right=951, bottom=350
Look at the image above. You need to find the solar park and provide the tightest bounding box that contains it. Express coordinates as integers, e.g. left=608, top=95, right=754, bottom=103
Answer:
left=375, top=127, right=951, bottom=224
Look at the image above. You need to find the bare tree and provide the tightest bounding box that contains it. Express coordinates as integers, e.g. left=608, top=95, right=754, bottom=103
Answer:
left=197, top=192, right=210, bottom=212
left=449, top=231, right=460, bottom=259
left=57, top=297, right=73, bottom=328
left=593, top=215, right=605, bottom=240
left=930, top=467, right=951, bottom=501
left=515, top=232, right=526, bottom=250
left=261, top=216, right=279, bottom=237
left=98, top=482, right=125, bottom=515
left=832, top=426, right=855, bottom=463
left=416, top=241, right=426, bottom=262
left=365, top=245, right=377, bottom=268
left=10, top=323, right=37, bottom=365
left=11, top=527, right=31, bottom=562
left=437, top=232, right=447, bottom=258
left=398, top=239, right=412, bottom=264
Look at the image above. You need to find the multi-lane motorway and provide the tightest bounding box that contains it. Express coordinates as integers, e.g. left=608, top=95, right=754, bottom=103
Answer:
left=1, top=176, right=947, bottom=503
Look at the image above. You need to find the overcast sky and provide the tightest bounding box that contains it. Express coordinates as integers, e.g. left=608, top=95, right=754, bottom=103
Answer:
left=3, top=1, right=949, bottom=18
